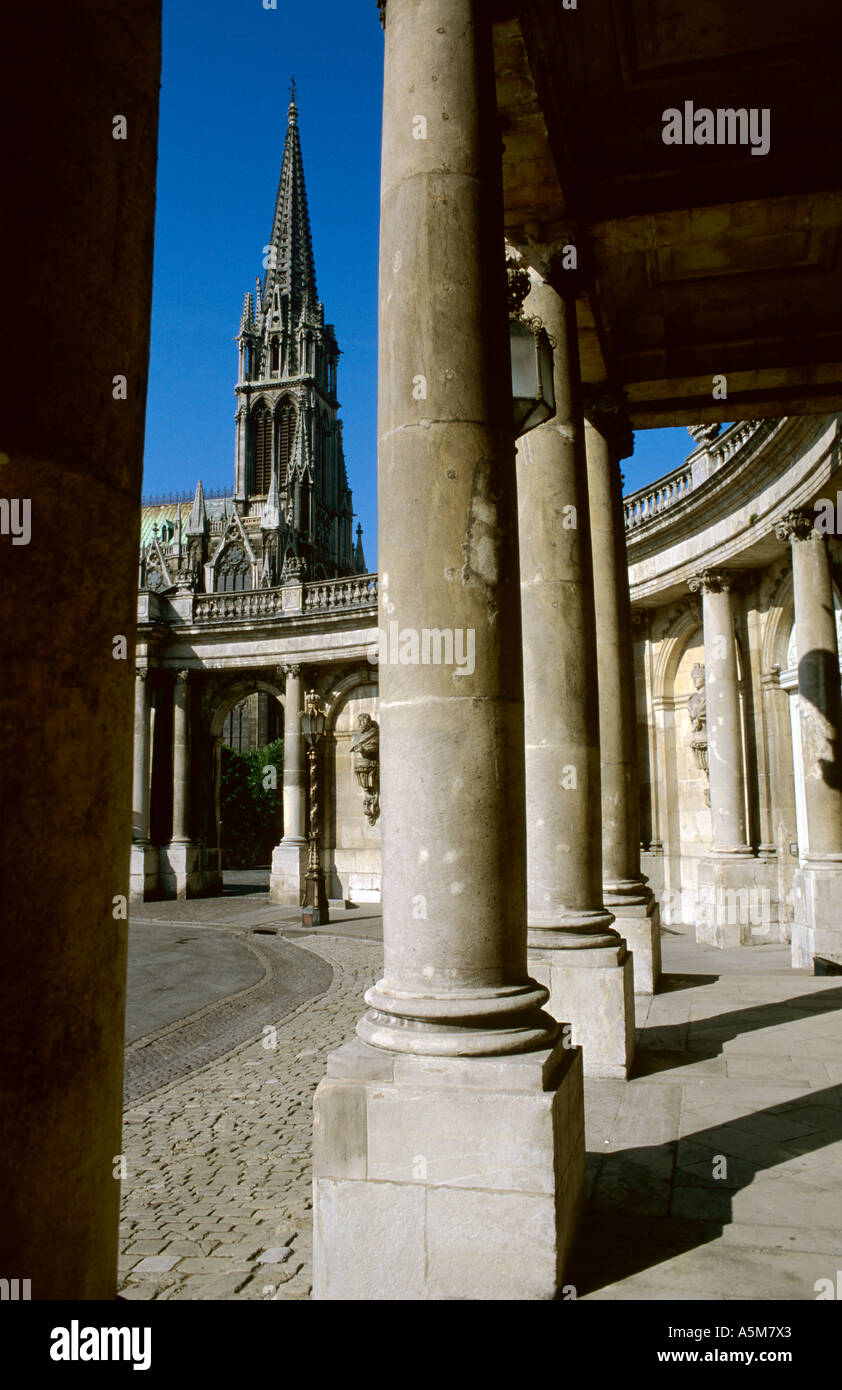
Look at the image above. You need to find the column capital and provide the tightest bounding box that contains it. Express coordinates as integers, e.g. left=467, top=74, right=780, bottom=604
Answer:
left=280, top=663, right=301, bottom=681
left=582, top=385, right=634, bottom=462
left=775, top=508, right=815, bottom=543
left=175, top=668, right=190, bottom=684
left=135, top=665, right=148, bottom=681
left=688, top=569, right=736, bottom=595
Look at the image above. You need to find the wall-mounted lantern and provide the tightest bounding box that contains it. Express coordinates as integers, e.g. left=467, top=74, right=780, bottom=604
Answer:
left=510, top=315, right=556, bottom=437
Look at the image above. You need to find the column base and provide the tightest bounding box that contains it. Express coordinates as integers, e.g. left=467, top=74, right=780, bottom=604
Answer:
left=129, top=842, right=158, bottom=903
left=313, top=1036, right=585, bottom=1301
left=158, top=841, right=205, bottom=900
left=696, top=853, right=780, bottom=949
left=528, top=940, right=635, bottom=1078
left=792, top=855, right=842, bottom=971
left=269, top=840, right=308, bottom=905
left=604, top=882, right=662, bottom=994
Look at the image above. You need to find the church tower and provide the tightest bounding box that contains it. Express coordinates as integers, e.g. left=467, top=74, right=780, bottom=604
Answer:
left=233, top=92, right=355, bottom=583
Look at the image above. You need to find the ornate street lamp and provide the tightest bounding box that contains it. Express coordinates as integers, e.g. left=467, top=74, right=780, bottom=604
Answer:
left=507, top=259, right=556, bottom=438
left=300, top=689, right=329, bottom=926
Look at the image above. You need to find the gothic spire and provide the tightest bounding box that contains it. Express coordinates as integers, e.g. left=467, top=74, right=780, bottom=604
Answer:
left=262, top=95, right=318, bottom=320
left=185, top=479, right=207, bottom=536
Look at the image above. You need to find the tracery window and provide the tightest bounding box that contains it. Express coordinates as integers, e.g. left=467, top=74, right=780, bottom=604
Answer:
left=216, top=544, right=251, bottom=593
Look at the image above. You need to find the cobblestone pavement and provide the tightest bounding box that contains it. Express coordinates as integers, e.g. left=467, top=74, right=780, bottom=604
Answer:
left=120, top=910, right=842, bottom=1301
left=124, top=918, right=332, bottom=1104
left=119, top=933, right=382, bottom=1301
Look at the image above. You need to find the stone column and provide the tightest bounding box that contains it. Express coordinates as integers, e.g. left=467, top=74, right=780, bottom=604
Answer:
left=517, top=271, right=635, bottom=1077
left=313, top=0, right=585, bottom=1302
left=130, top=665, right=158, bottom=902
left=270, top=664, right=309, bottom=904
left=689, top=571, right=755, bottom=947
left=0, top=0, right=160, bottom=1298
left=585, top=397, right=661, bottom=993
left=132, top=667, right=152, bottom=840
left=776, top=509, right=842, bottom=969
left=161, top=669, right=202, bottom=899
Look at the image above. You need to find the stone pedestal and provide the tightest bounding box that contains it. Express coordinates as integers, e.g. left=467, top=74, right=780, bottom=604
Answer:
left=270, top=840, right=308, bottom=905
left=129, top=842, right=158, bottom=903
left=608, top=893, right=662, bottom=995
left=696, top=853, right=777, bottom=949
left=529, top=943, right=635, bottom=1078
left=159, top=841, right=204, bottom=900
left=313, top=1038, right=585, bottom=1301
left=793, top=855, right=842, bottom=970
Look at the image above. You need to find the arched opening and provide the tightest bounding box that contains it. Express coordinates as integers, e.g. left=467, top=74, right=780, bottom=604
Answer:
left=251, top=402, right=272, bottom=494
left=275, top=399, right=296, bottom=489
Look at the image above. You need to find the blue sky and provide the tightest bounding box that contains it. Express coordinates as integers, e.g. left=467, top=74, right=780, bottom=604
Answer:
left=143, top=0, right=693, bottom=565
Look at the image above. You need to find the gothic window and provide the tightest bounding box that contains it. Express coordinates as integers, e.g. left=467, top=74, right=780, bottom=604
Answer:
left=216, top=544, right=251, bottom=593
left=222, top=698, right=249, bottom=752
left=275, top=400, right=296, bottom=489
left=146, top=563, right=166, bottom=592
left=270, top=338, right=280, bottom=375
left=251, top=403, right=272, bottom=494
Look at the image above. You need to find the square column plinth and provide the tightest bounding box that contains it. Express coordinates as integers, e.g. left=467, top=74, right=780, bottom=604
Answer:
left=793, top=857, right=842, bottom=971
left=696, top=854, right=779, bottom=949
left=609, top=899, right=662, bottom=995
left=313, top=1037, right=585, bottom=1301
left=269, top=841, right=308, bottom=905
left=129, top=843, right=158, bottom=903
left=528, top=944, right=635, bottom=1078
left=159, top=841, right=204, bottom=900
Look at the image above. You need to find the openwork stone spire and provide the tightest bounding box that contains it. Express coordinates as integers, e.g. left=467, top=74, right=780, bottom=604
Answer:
left=263, top=96, right=318, bottom=319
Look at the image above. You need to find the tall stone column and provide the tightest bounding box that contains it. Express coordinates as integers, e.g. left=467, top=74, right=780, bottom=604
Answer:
left=270, top=664, right=309, bottom=904
left=585, top=397, right=661, bottom=993
left=517, top=271, right=635, bottom=1077
left=130, top=665, right=158, bottom=902
left=0, top=0, right=160, bottom=1298
left=776, top=509, right=842, bottom=969
left=161, top=669, right=202, bottom=899
left=689, top=571, right=755, bottom=947
left=132, top=667, right=152, bottom=840
left=313, top=0, right=585, bottom=1302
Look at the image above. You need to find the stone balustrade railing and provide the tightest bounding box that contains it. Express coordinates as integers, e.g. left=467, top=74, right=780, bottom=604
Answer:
left=624, top=466, right=693, bottom=530
left=624, top=419, right=768, bottom=531
left=303, top=574, right=378, bottom=612
left=192, top=572, right=378, bottom=623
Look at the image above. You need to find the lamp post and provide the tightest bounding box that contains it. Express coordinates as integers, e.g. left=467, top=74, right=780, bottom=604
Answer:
left=507, top=259, right=556, bottom=438
left=300, top=689, right=329, bottom=926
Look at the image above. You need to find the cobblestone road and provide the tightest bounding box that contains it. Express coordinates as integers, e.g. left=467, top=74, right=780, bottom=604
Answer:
left=119, top=933, right=382, bottom=1301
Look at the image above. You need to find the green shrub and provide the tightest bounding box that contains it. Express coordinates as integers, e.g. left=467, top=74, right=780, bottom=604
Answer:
left=220, top=737, right=284, bottom=869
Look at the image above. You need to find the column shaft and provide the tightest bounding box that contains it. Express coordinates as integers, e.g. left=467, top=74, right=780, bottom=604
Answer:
left=282, top=665, right=306, bottom=842
left=172, top=670, right=190, bottom=842
left=791, top=529, right=842, bottom=852
left=585, top=414, right=644, bottom=891
left=699, top=581, right=748, bottom=850
left=360, top=0, right=551, bottom=1055
left=132, top=667, right=151, bottom=842
left=585, top=408, right=661, bottom=992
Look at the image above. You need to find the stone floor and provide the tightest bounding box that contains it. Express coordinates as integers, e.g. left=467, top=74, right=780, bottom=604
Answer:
left=119, top=891, right=842, bottom=1300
